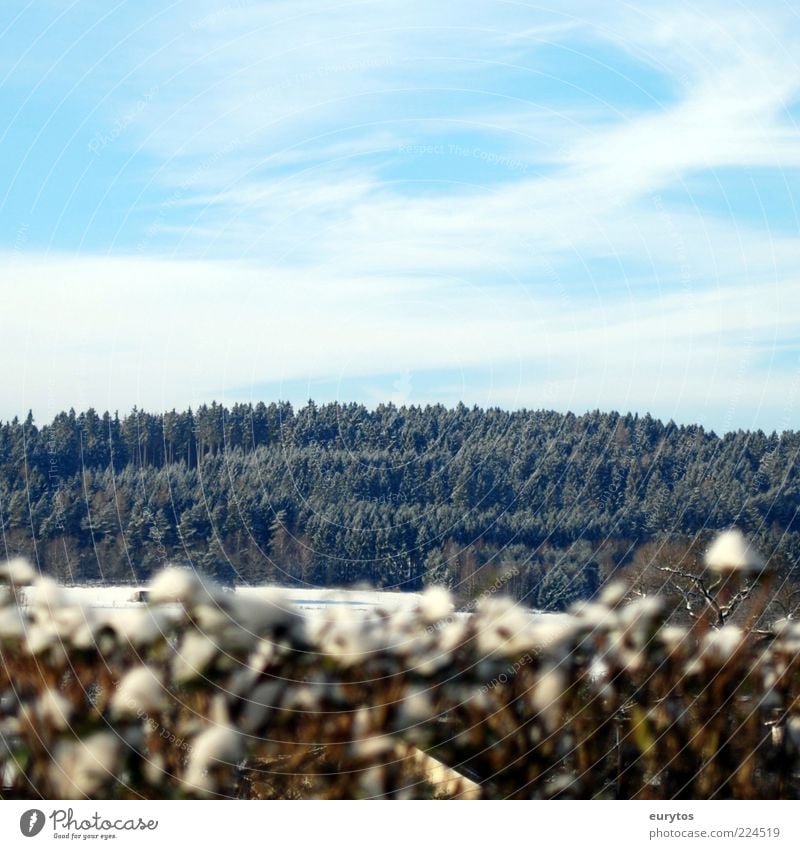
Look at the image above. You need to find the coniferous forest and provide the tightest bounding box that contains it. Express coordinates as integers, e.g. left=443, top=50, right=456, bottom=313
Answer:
left=1, top=401, right=798, bottom=610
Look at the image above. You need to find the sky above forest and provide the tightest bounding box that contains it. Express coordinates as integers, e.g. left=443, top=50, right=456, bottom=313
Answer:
left=2, top=1, right=799, bottom=433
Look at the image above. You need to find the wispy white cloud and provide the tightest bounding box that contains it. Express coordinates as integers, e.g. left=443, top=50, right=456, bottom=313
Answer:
left=2, top=253, right=796, bottom=432
left=113, top=2, right=800, bottom=290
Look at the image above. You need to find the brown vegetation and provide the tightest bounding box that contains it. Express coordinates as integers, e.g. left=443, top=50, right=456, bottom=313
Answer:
left=1, top=537, right=799, bottom=800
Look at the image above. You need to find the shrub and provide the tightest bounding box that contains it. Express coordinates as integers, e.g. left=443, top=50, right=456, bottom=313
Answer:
left=1, top=552, right=799, bottom=799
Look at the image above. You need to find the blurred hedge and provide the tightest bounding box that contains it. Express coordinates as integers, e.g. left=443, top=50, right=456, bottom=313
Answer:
left=1, top=554, right=799, bottom=800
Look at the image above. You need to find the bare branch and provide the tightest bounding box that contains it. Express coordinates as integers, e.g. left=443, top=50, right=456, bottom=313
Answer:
left=657, top=565, right=725, bottom=626
left=720, top=583, right=754, bottom=621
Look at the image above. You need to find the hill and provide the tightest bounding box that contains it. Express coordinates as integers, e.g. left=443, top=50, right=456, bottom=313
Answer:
left=1, top=402, right=798, bottom=608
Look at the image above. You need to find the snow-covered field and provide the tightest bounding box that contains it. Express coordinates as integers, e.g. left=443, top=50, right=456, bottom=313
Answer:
left=236, top=585, right=423, bottom=614
left=18, top=584, right=424, bottom=617
left=19, top=585, right=148, bottom=609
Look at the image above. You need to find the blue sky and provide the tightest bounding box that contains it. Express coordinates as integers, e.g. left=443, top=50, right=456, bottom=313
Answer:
left=2, top=0, right=800, bottom=433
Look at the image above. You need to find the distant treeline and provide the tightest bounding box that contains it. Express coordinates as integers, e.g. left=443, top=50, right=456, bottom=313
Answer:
left=1, top=402, right=798, bottom=608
